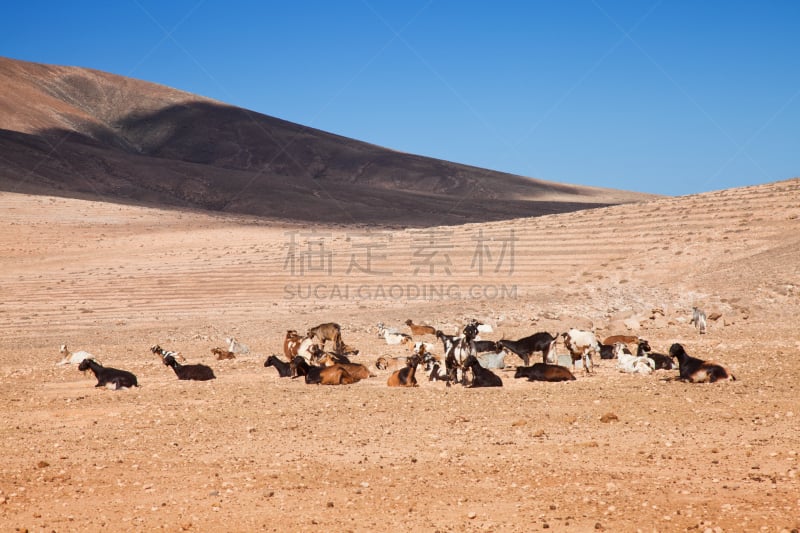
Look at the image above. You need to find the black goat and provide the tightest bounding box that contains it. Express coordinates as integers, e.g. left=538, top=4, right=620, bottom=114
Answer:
left=264, top=355, right=292, bottom=377
left=497, top=332, right=558, bottom=366
left=428, top=362, right=451, bottom=382
left=599, top=343, right=617, bottom=359
left=669, top=343, right=735, bottom=383
left=633, top=340, right=675, bottom=370
left=514, top=363, right=576, bottom=382
left=473, top=340, right=500, bottom=353
left=78, top=359, right=138, bottom=389
left=635, top=340, right=652, bottom=356
left=163, top=355, right=215, bottom=381
left=462, top=355, right=502, bottom=388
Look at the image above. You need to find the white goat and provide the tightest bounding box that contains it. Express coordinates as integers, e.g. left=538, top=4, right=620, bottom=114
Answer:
left=225, top=337, right=250, bottom=354
left=561, top=329, right=601, bottom=374
left=690, top=307, right=707, bottom=334
left=614, top=343, right=656, bottom=374
left=376, top=323, right=411, bottom=345
left=57, top=344, right=94, bottom=366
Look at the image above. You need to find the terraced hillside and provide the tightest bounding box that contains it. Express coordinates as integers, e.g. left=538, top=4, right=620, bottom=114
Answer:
left=0, top=178, right=797, bottom=343
left=0, top=179, right=799, bottom=532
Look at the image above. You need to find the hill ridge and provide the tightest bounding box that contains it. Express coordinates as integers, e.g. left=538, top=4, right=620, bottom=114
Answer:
left=0, top=56, right=654, bottom=226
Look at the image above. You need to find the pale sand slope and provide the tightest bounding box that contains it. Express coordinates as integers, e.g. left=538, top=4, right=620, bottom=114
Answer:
left=0, top=178, right=798, bottom=531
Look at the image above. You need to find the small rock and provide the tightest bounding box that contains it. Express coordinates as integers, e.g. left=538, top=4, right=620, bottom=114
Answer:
left=468, top=511, right=477, bottom=519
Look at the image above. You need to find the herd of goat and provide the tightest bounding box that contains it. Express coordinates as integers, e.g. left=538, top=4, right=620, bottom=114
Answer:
left=58, top=306, right=735, bottom=390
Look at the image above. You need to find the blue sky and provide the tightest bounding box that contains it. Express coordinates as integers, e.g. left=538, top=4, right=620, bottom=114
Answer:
left=2, top=1, right=798, bottom=196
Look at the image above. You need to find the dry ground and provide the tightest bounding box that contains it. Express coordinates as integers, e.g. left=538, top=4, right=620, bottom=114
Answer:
left=1, top=180, right=799, bottom=532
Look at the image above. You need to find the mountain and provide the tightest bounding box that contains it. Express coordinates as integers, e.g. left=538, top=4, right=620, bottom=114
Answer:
left=0, top=56, right=655, bottom=226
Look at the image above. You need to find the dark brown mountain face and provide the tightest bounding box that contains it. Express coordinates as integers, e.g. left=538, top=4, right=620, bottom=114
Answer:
left=0, top=57, right=655, bottom=226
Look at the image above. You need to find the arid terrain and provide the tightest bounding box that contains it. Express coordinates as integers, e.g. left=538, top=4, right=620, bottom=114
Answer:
left=1, top=177, right=799, bottom=532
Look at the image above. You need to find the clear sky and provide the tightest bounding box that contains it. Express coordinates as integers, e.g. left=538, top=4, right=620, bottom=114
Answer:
left=2, top=1, right=798, bottom=196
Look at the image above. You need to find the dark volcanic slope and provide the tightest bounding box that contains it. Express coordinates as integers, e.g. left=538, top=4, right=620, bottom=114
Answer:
left=0, top=57, right=654, bottom=225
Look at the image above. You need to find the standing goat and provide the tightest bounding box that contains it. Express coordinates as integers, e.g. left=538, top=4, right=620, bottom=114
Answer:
left=441, top=321, right=480, bottom=386
left=690, top=307, right=707, bottom=334
left=497, top=332, right=558, bottom=366
left=561, top=329, right=601, bottom=374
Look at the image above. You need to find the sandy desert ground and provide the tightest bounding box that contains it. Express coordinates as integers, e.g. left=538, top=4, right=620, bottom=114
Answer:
left=1, top=179, right=799, bottom=532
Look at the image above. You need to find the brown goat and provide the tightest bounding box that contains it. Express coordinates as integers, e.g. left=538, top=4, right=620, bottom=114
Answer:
left=317, top=365, right=358, bottom=385
left=387, top=355, right=421, bottom=387
left=211, top=347, right=236, bottom=360
left=284, top=330, right=305, bottom=360
left=405, top=319, right=437, bottom=336
left=336, top=363, right=375, bottom=380
left=602, top=335, right=639, bottom=349
left=307, top=322, right=343, bottom=351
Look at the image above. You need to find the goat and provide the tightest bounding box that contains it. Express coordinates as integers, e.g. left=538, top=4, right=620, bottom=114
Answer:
left=78, top=359, right=138, bottom=389
left=387, top=354, right=421, bottom=387
left=669, top=343, right=735, bottom=383
left=264, top=355, right=292, bottom=377
left=462, top=355, right=502, bottom=387
left=335, top=363, right=374, bottom=380
left=307, top=322, right=344, bottom=352
left=283, top=330, right=305, bottom=360
left=409, top=341, right=438, bottom=371
left=644, top=351, right=677, bottom=370
left=211, top=347, right=235, bottom=360
left=57, top=344, right=96, bottom=366
left=633, top=340, right=676, bottom=370
left=602, top=335, right=640, bottom=352
left=428, top=362, right=451, bottom=382
left=375, top=356, right=405, bottom=371
left=292, top=357, right=358, bottom=385
left=224, top=337, right=250, bottom=354
left=635, top=339, right=651, bottom=355
left=599, top=344, right=616, bottom=360
left=405, top=319, right=437, bottom=336
left=377, top=323, right=412, bottom=345
left=441, top=322, right=480, bottom=385
left=412, top=340, right=437, bottom=354
left=297, top=337, right=324, bottom=365
left=317, top=351, right=352, bottom=367
left=514, top=363, right=576, bottom=382
left=474, top=340, right=500, bottom=353
left=497, top=332, right=558, bottom=366
left=614, top=343, right=655, bottom=374
left=561, top=329, right=601, bottom=374
left=163, top=355, right=216, bottom=381
left=337, top=343, right=360, bottom=357
left=690, top=307, right=708, bottom=334
left=150, top=344, right=186, bottom=363
left=314, top=366, right=358, bottom=385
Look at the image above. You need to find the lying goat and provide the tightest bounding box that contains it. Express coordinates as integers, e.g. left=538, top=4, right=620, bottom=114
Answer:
left=78, top=359, right=138, bottom=390
left=669, top=343, right=735, bottom=383
left=514, top=363, right=576, bottom=382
